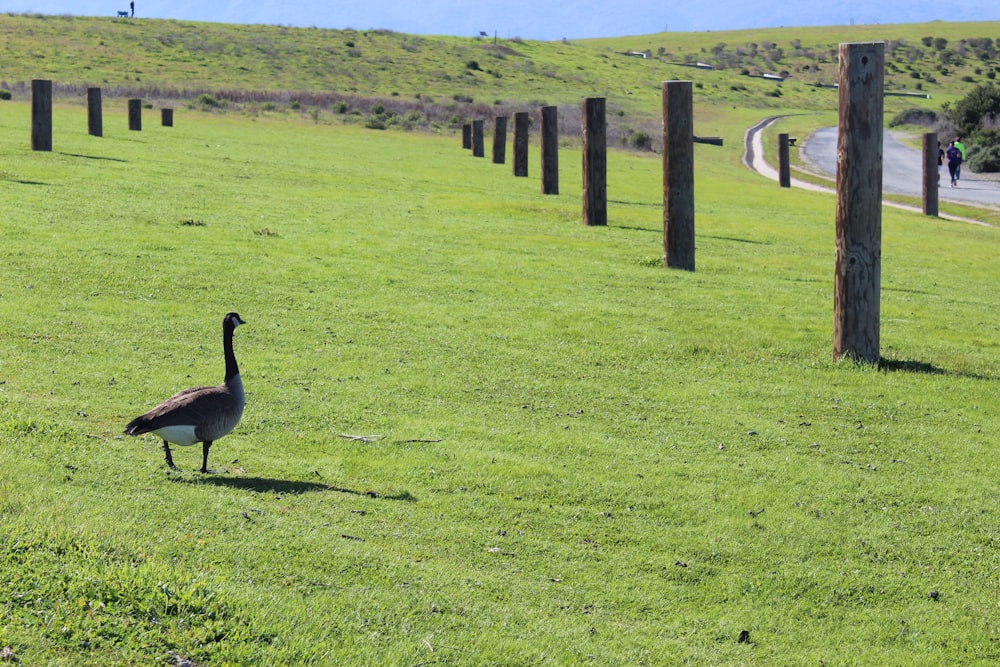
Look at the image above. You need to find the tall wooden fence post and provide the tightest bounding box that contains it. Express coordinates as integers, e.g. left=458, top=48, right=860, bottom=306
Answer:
left=493, top=116, right=508, bottom=164
left=513, top=112, right=529, bottom=177
left=582, top=97, right=607, bottom=226
left=31, top=79, right=53, bottom=152
left=662, top=81, right=695, bottom=271
left=87, top=87, right=103, bottom=137
left=834, top=42, right=884, bottom=364
left=778, top=132, right=791, bottom=187
left=128, top=99, right=142, bottom=131
left=161, top=108, right=174, bottom=127
left=541, top=106, right=559, bottom=195
left=923, top=132, right=938, bottom=217
left=462, top=123, right=472, bottom=150
left=472, top=119, right=484, bottom=157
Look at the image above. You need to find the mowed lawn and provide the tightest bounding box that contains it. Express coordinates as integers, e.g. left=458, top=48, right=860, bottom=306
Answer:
left=0, top=102, right=998, bottom=665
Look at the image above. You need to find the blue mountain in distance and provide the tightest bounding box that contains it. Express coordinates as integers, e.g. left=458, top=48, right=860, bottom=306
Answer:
left=6, top=0, right=998, bottom=39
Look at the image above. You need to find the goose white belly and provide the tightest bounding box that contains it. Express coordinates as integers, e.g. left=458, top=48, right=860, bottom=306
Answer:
left=153, top=424, right=200, bottom=447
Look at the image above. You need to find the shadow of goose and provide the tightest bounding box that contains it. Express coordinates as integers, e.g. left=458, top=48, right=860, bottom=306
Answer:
left=180, top=475, right=416, bottom=501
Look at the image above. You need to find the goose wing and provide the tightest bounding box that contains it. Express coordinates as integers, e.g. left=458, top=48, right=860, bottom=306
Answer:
left=125, top=384, right=238, bottom=433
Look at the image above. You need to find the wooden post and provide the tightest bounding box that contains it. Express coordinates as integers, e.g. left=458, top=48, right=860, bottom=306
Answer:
left=128, top=99, right=142, bottom=131
left=31, top=79, right=52, bottom=152
left=582, top=97, right=607, bottom=226
left=462, top=123, right=472, bottom=150
left=492, top=116, right=508, bottom=164
left=513, top=112, right=529, bottom=177
left=778, top=132, right=791, bottom=187
left=662, top=81, right=695, bottom=271
left=472, top=119, right=484, bottom=157
left=541, top=106, right=559, bottom=195
left=923, top=132, right=938, bottom=217
left=161, top=108, right=174, bottom=127
left=87, top=87, right=103, bottom=137
left=834, top=42, right=884, bottom=364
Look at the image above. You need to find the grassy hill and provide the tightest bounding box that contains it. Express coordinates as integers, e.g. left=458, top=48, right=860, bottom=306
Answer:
left=2, top=13, right=1000, bottom=134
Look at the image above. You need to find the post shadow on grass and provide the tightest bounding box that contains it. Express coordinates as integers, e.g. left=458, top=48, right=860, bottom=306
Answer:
left=58, top=152, right=128, bottom=163
left=877, top=357, right=992, bottom=380
left=877, top=358, right=945, bottom=375
left=182, top=475, right=417, bottom=501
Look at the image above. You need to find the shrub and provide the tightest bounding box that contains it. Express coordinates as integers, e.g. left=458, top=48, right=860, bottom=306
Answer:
left=630, top=131, right=653, bottom=151
left=371, top=103, right=384, bottom=115
left=949, top=82, right=1000, bottom=137
left=334, top=101, right=349, bottom=114
left=0, top=89, right=11, bottom=101
left=889, top=107, right=938, bottom=127
left=466, top=60, right=481, bottom=71
left=968, top=143, right=1000, bottom=172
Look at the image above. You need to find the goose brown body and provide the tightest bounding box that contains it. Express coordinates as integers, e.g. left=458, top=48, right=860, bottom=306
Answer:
left=125, top=312, right=246, bottom=473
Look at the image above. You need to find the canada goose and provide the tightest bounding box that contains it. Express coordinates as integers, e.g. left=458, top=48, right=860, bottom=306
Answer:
left=125, top=312, right=246, bottom=473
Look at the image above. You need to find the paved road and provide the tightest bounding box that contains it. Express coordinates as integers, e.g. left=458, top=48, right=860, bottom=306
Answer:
left=802, top=127, right=1000, bottom=207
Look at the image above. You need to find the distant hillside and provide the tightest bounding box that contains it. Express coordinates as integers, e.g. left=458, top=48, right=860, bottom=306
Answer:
left=1, top=13, right=998, bottom=136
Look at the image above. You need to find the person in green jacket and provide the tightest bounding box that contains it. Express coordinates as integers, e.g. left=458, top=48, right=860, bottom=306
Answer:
left=953, top=135, right=967, bottom=183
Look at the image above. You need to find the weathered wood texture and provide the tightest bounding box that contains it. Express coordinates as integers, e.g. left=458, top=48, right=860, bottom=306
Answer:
left=472, top=119, right=485, bottom=157
left=662, top=81, right=695, bottom=271
left=513, top=112, right=529, bottom=177
left=128, top=99, right=142, bottom=131
left=87, top=87, right=103, bottom=137
left=923, top=132, right=939, bottom=217
left=540, top=106, right=559, bottom=195
left=492, top=116, right=507, bottom=164
left=31, top=79, right=52, bottom=151
left=778, top=133, right=791, bottom=187
left=581, top=98, right=607, bottom=226
left=834, top=42, right=884, bottom=364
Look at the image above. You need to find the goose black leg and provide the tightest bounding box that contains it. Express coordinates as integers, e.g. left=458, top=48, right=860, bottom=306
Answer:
left=200, top=441, right=214, bottom=474
left=163, top=440, right=179, bottom=470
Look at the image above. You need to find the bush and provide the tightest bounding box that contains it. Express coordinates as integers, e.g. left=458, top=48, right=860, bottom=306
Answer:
left=0, top=89, right=11, bottom=101
left=948, top=82, right=1000, bottom=137
left=630, top=131, right=653, bottom=151
left=968, top=143, right=1000, bottom=172
left=889, top=107, right=938, bottom=127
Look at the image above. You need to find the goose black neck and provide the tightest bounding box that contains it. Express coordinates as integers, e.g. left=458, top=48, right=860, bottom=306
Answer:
left=223, top=321, right=240, bottom=381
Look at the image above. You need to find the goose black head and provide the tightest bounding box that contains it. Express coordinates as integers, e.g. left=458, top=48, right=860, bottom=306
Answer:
left=224, top=312, right=246, bottom=330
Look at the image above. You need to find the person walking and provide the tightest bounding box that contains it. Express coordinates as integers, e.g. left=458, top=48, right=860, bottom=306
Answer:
left=953, top=135, right=967, bottom=184
left=946, top=141, right=963, bottom=187
left=130, top=1, right=135, bottom=17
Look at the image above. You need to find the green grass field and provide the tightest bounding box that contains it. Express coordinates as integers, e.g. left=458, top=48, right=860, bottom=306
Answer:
left=0, top=97, right=998, bottom=664
left=1, top=12, right=1000, bottom=665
